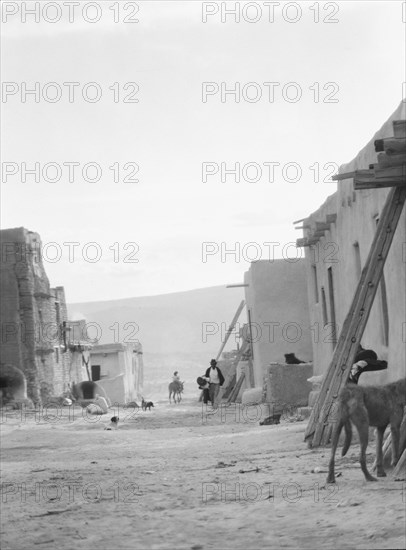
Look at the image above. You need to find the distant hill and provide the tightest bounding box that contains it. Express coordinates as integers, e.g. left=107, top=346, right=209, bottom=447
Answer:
left=68, top=285, right=246, bottom=397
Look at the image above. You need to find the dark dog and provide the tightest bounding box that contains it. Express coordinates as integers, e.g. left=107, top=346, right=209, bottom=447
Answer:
left=259, top=413, right=281, bottom=425
left=105, top=416, right=119, bottom=430
left=284, top=353, right=305, bottom=364
left=327, top=378, right=406, bottom=483
left=142, top=398, right=154, bottom=411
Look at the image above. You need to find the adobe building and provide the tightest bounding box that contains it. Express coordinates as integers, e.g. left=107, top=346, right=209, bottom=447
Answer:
left=297, top=102, right=406, bottom=384
left=0, top=227, right=89, bottom=405
left=243, top=259, right=313, bottom=385
left=240, top=259, right=314, bottom=408
left=89, top=342, right=144, bottom=405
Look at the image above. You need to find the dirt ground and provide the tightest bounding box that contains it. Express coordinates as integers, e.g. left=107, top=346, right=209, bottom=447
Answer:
left=1, top=399, right=405, bottom=550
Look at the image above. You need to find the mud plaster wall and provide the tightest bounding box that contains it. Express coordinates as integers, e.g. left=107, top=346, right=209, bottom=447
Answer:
left=264, top=363, right=313, bottom=408
left=302, top=102, right=406, bottom=384
left=90, top=343, right=143, bottom=404
left=1, top=228, right=53, bottom=403
left=244, top=259, right=313, bottom=387
left=0, top=228, right=85, bottom=404
left=64, top=319, right=91, bottom=386
left=96, top=374, right=127, bottom=405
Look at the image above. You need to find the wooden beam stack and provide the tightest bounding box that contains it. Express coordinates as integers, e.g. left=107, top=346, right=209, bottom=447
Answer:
left=332, top=121, right=406, bottom=190
left=295, top=214, right=337, bottom=248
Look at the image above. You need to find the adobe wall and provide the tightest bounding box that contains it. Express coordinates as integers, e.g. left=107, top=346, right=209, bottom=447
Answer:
left=264, top=363, right=314, bottom=409
left=90, top=343, right=143, bottom=403
left=65, top=319, right=91, bottom=386
left=244, top=259, right=313, bottom=387
left=0, top=228, right=86, bottom=404
left=97, top=373, right=126, bottom=405
left=0, top=228, right=53, bottom=403
left=302, top=102, right=406, bottom=384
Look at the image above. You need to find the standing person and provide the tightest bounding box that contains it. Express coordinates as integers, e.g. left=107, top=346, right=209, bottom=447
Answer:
left=205, top=359, right=225, bottom=408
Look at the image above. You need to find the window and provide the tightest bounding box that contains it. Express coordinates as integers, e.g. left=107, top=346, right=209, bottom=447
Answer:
left=247, top=309, right=254, bottom=359
left=327, top=267, right=338, bottom=346
left=55, top=301, right=61, bottom=326
left=312, top=265, right=319, bottom=303
left=91, top=365, right=101, bottom=381
left=379, top=276, right=389, bottom=345
left=353, top=241, right=362, bottom=280
left=374, top=216, right=389, bottom=345
left=321, top=287, right=328, bottom=326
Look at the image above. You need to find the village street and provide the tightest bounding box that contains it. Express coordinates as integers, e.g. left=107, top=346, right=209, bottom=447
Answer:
left=1, top=399, right=405, bottom=550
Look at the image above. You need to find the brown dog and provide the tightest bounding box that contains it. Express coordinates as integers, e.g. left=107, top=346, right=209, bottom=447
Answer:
left=327, top=378, right=406, bottom=483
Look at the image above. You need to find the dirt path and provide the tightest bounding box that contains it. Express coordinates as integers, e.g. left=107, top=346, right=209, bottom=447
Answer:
left=1, top=399, right=405, bottom=550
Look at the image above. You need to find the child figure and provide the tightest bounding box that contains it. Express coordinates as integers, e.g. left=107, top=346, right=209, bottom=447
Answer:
left=173, top=371, right=181, bottom=382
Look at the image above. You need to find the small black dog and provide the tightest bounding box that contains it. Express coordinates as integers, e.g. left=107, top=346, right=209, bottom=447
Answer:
left=284, top=353, right=305, bottom=364
left=142, top=398, right=154, bottom=411
left=259, top=414, right=281, bottom=425
left=105, top=416, right=119, bottom=430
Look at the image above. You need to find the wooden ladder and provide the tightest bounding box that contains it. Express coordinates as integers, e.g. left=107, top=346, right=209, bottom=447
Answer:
left=305, top=184, right=406, bottom=447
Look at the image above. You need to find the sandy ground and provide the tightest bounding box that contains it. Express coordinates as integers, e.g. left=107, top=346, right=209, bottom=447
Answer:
left=1, top=399, right=405, bottom=550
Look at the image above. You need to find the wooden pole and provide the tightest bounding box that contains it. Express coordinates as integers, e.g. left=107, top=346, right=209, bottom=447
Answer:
left=220, top=339, right=249, bottom=398
left=227, top=372, right=245, bottom=403
left=393, top=449, right=406, bottom=479
left=215, top=300, right=245, bottom=361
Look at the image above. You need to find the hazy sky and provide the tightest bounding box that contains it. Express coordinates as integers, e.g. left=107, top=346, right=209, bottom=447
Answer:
left=1, top=1, right=405, bottom=303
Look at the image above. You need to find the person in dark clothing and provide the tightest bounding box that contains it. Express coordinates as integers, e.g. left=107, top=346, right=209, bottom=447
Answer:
left=348, top=344, right=388, bottom=384
left=205, top=359, right=225, bottom=408
left=197, top=376, right=211, bottom=405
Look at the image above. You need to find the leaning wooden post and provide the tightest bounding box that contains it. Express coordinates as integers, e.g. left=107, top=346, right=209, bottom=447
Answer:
left=305, top=185, right=406, bottom=447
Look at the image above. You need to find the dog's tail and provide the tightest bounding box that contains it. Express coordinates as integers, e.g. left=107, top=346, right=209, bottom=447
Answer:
left=341, top=420, right=352, bottom=456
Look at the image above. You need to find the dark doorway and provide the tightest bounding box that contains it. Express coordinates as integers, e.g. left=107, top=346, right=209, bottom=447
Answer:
left=91, top=365, right=101, bottom=381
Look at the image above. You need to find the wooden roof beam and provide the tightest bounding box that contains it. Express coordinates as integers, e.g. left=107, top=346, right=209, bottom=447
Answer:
left=332, top=170, right=365, bottom=181
left=374, top=137, right=406, bottom=155
left=372, top=152, right=406, bottom=168
left=315, top=222, right=330, bottom=231
left=393, top=120, right=406, bottom=138
left=354, top=179, right=406, bottom=190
